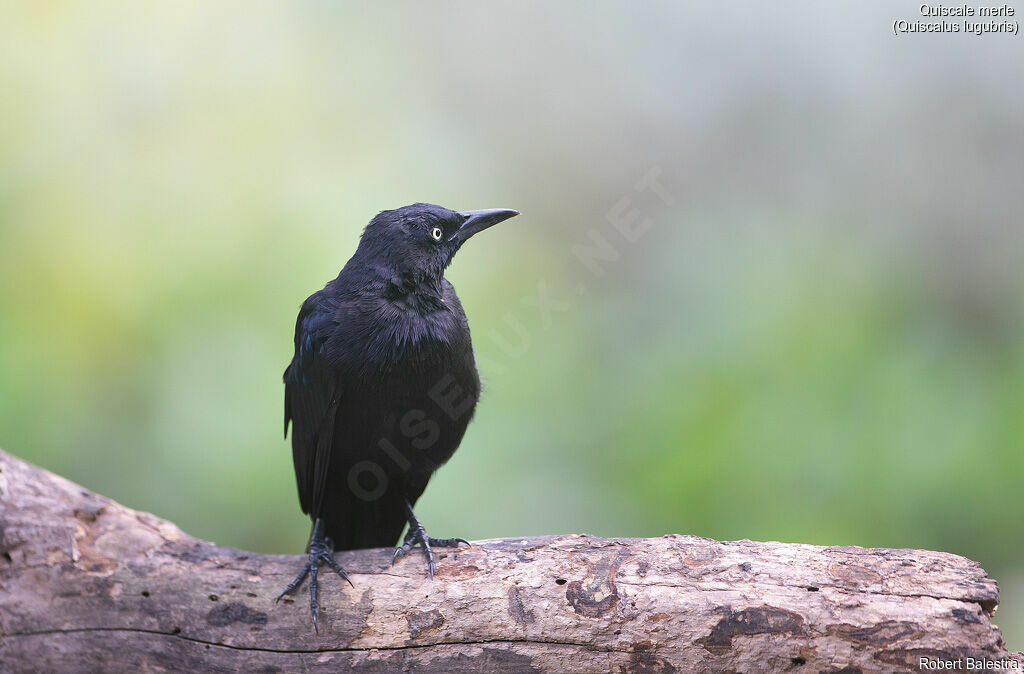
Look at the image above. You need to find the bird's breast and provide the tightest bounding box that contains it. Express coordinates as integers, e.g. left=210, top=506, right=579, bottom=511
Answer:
left=328, top=297, right=473, bottom=378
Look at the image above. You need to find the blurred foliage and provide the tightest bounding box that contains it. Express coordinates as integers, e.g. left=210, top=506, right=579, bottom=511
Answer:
left=1, top=1, right=1022, bottom=647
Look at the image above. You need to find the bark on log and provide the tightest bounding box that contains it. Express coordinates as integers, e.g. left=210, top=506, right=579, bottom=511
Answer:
left=1, top=449, right=1020, bottom=673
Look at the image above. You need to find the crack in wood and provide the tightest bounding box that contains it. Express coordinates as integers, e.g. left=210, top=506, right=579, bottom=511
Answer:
left=2, top=626, right=632, bottom=655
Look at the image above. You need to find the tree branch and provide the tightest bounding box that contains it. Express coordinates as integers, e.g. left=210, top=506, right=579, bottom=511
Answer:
left=0, top=449, right=1019, bottom=673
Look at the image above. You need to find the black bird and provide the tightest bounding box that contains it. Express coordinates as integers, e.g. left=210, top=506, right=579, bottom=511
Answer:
left=279, top=203, right=519, bottom=627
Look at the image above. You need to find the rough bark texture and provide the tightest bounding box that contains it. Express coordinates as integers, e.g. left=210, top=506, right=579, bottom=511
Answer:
left=1, top=449, right=1020, bottom=673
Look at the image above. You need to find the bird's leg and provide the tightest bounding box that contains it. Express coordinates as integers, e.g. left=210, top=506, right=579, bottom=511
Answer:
left=390, top=498, right=469, bottom=579
left=276, top=518, right=352, bottom=631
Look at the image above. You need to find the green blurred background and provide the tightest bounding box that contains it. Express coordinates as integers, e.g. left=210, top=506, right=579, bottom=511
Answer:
left=1, top=2, right=1022, bottom=647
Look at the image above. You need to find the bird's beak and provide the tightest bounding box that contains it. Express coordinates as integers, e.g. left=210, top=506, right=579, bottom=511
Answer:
left=455, top=208, right=519, bottom=242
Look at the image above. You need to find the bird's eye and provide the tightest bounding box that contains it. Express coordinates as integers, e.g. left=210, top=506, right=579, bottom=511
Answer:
left=431, top=227, right=443, bottom=241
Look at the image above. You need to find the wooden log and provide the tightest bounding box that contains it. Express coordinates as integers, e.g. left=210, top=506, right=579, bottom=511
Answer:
left=0, top=449, right=1020, bottom=673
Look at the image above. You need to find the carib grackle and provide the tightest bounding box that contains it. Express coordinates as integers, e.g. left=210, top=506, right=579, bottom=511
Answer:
left=278, top=203, right=519, bottom=628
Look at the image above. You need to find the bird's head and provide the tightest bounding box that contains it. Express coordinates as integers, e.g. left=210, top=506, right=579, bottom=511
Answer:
left=355, top=203, right=519, bottom=282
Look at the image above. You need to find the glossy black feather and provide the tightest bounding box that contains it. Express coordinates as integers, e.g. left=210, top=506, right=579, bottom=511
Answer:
left=283, top=204, right=505, bottom=550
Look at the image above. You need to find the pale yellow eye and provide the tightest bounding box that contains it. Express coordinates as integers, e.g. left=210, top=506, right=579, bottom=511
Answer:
left=431, top=227, right=443, bottom=240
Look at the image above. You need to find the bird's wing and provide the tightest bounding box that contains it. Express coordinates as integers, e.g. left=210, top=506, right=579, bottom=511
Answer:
left=284, top=294, right=340, bottom=517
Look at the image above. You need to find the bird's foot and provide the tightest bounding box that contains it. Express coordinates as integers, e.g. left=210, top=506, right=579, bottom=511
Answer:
left=391, top=501, right=469, bottom=579
left=276, top=519, right=352, bottom=632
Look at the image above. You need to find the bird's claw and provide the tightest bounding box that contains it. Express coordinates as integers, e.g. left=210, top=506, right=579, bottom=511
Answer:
left=277, top=520, right=351, bottom=631
left=391, top=526, right=469, bottom=579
